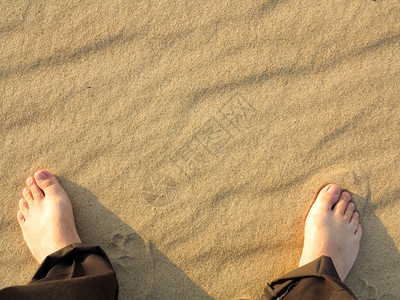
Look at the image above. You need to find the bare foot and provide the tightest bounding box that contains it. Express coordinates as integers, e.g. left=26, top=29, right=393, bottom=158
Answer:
left=299, top=183, right=362, bottom=281
left=17, top=170, right=82, bottom=264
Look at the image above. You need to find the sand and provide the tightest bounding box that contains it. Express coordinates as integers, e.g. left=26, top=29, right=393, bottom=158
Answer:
left=1, top=0, right=400, bottom=299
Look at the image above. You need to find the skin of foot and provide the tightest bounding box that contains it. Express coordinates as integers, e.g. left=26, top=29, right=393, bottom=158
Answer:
left=299, top=183, right=362, bottom=282
left=17, top=170, right=82, bottom=264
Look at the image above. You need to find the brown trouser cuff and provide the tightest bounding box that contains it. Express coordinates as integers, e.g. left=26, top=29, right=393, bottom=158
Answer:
left=0, top=243, right=118, bottom=300
left=263, top=256, right=357, bottom=300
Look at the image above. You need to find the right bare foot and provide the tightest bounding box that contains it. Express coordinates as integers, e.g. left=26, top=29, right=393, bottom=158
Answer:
left=299, top=183, right=362, bottom=281
left=17, top=170, right=82, bottom=264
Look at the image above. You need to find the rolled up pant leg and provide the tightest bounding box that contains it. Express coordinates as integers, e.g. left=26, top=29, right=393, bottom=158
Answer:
left=0, top=243, right=118, bottom=300
left=263, top=256, right=357, bottom=300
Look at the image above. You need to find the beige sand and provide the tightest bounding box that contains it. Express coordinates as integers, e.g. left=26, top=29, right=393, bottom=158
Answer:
left=1, top=0, right=400, bottom=299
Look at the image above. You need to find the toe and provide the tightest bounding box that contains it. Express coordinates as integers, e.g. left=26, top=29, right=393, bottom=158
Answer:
left=22, top=187, right=33, bottom=205
left=316, top=183, right=341, bottom=208
left=17, top=210, right=25, bottom=226
left=34, top=170, right=65, bottom=196
left=355, top=223, right=362, bottom=237
left=305, top=184, right=341, bottom=221
left=350, top=211, right=360, bottom=229
left=26, top=176, right=44, bottom=201
left=19, top=198, right=29, bottom=219
left=334, top=191, right=351, bottom=215
left=344, top=201, right=355, bottom=221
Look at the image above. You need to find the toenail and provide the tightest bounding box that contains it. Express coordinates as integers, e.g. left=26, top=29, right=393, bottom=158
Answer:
left=36, top=171, right=48, bottom=181
left=349, top=202, right=355, bottom=208
left=26, top=177, right=32, bottom=185
left=23, top=187, right=29, bottom=194
left=342, top=191, right=351, bottom=199
left=327, top=184, right=340, bottom=195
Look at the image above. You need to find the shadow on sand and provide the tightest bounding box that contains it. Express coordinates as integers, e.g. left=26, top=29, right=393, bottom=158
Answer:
left=58, top=177, right=213, bottom=300
left=345, top=191, right=400, bottom=300
left=57, top=178, right=400, bottom=299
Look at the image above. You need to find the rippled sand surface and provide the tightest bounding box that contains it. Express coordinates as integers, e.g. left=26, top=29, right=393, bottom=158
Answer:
left=1, top=1, right=400, bottom=299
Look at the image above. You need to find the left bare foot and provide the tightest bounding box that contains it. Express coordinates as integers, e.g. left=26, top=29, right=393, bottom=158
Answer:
left=17, top=170, right=82, bottom=263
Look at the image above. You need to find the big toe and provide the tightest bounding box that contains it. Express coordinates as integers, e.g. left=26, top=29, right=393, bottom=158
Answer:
left=315, top=183, right=341, bottom=209
left=34, top=170, right=65, bottom=196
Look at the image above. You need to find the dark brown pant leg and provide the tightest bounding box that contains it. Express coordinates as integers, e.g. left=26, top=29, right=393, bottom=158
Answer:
left=263, top=256, right=357, bottom=300
left=0, top=243, right=118, bottom=300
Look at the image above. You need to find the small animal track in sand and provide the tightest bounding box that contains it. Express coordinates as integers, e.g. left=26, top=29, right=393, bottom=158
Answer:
left=358, top=278, right=395, bottom=300
left=107, top=233, right=154, bottom=299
